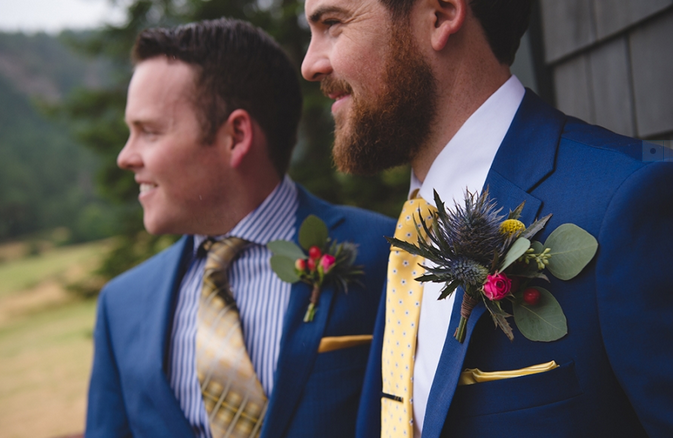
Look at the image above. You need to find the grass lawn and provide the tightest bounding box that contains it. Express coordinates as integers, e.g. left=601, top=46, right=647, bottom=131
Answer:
left=0, top=239, right=110, bottom=438
left=0, top=240, right=111, bottom=299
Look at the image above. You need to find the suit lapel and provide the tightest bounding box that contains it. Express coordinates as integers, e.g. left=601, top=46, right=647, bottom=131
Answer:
left=262, top=186, right=345, bottom=438
left=421, top=90, right=567, bottom=438
left=144, top=236, right=196, bottom=434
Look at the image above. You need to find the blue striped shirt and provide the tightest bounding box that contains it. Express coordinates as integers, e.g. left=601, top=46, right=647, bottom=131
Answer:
left=168, top=176, right=298, bottom=438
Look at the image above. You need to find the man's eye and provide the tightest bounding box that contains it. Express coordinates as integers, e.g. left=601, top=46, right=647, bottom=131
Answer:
left=323, top=19, right=340, bottom=28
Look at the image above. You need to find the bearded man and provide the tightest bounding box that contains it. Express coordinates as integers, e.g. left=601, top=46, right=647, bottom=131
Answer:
left=302, top=0, right=673, bottom=437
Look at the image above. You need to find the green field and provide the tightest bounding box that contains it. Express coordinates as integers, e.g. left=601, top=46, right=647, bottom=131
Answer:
left=0, top=239, right=110, bottom=438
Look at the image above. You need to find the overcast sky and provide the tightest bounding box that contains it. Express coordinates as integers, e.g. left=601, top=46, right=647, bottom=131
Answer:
left=0, top=0, right=126, bottom=34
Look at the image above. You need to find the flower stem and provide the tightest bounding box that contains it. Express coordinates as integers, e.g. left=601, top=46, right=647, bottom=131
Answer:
left=454, top=292, right=479, bottom=343
left=304, top=283, right=321, bottom=322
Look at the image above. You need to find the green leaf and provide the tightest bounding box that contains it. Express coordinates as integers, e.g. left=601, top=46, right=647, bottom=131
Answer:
left=298, top=215, right=329, bottom=251
left=438, top=280, right=461, bottom=300
left=484, top=299, right=514, bottom=341
left=385, top=236, right=426, bottom=257
left=267, top=240, right=306, bottom=260
left=544, top=223, right=598, bottom=280
left=269, top=255, right=300, bottom=283
left=508, top=201, right=525, bottom=220
left=500, top=238, right=530, bottom=271
left=513, top=287, right=567, bottom=342
left=520, top=214, right=552, bottom=241
left=531, top=240, right=544, bottom=253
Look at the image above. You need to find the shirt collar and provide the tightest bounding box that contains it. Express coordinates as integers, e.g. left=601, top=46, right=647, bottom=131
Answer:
left=193, top=175, right=298, bottom=252
left=412, top=75, right=525, bottom=205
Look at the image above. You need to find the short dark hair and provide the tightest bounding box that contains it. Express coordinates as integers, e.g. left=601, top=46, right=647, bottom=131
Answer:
left=132, top=18, right=303, bottom=176
left=379, top=0, right=533, bottom=66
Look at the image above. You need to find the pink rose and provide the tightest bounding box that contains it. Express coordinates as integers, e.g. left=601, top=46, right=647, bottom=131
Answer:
left=483, top=273, right=512, bottom=300
left=320, top=254, right=336, bottom=273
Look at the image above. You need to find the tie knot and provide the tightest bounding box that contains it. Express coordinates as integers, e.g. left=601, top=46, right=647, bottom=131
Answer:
left=394, top=196, right=437, bottom=243
left=203, top=236, right=248, bottom=272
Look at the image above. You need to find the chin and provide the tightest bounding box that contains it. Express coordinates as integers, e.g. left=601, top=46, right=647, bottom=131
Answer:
left=143, top=215, right=170, bottom=236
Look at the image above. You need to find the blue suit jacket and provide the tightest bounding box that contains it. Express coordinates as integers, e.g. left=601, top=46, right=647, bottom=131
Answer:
left=86, top=186, right=395, bottom=438
left=357, top=91, right=673, bottom=437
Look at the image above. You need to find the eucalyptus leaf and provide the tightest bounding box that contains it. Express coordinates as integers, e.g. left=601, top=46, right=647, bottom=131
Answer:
left=269, top=255, right=300, bottom=283
left=513, top=287, right=567, bottom=341
left=267, top=240, right=305, bottom=260
left=544, top=223, right=598, bottom=280
left=298, top=215, right=329, bottom=251
left=500, top=238, right=530, bottom=271
left=531, top=240, right=544, bottom=253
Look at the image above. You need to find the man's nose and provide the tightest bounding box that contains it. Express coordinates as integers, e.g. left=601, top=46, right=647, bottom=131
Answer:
left=301, top=38, right=332, bottom=82
left=117, top=136, right=142, bottom=170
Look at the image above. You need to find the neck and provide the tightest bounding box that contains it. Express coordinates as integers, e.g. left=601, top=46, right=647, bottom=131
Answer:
left=410, top=15, right=512, bottom=183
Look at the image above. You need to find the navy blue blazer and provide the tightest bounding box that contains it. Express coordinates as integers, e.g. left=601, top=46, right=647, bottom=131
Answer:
left=85, top=186, right=395, bottom=438
left=357, top=91, right=673, bottom=437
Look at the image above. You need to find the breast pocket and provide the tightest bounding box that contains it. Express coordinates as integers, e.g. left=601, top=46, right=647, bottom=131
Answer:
left=450, top=360, right=582, bottom=418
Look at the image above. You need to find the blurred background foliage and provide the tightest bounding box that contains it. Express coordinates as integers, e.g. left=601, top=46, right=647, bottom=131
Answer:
left=0, top=0, right=408, bottom=291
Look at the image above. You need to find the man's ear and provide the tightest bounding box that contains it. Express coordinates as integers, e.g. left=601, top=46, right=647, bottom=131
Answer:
left=427, top=0, right=466, bottom=51
left=219, top=109, right=254, bottom=169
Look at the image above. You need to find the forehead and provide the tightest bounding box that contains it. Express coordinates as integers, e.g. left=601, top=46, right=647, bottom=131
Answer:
left=126, top=57, right=196, bottom=118
left=305, top=0, right=383, bottom=21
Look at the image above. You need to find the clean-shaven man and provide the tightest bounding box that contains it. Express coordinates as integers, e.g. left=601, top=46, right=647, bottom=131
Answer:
left=302, top=0, right=673, bottom=436
left=85, top=18, right=395, bottom=438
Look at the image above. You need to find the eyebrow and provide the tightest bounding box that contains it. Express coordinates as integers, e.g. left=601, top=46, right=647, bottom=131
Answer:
left=308, top=6, right=349, bottom=24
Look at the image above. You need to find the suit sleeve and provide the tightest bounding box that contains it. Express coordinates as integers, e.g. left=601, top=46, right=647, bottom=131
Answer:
left=597, top=161, right=673, bottom=436
left=85, top=288, right=132, bottom=438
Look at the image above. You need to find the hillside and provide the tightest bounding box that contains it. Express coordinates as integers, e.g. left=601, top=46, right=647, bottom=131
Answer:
left=0, top=31, right=120, bottom=242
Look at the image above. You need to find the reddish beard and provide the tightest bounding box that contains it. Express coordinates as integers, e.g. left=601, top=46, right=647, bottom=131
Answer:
left=324, top=25, right=438, bottom=175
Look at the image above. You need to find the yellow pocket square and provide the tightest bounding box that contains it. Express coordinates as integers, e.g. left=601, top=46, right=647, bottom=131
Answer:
left=458, top=360, right=558, bottom=386
left=318, top=335, right=373, bottom=353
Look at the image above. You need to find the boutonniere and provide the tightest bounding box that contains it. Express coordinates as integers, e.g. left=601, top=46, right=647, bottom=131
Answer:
left=388, top=189, right=598, bottom=343
left=268, top=215, right=363, bottom=322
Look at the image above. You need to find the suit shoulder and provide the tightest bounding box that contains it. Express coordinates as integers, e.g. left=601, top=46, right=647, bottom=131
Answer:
left=561, top=116, right=647, bottom=163
left=100, top=236, right=189, bottom=299
left=335, top=204, right=396, bottom=227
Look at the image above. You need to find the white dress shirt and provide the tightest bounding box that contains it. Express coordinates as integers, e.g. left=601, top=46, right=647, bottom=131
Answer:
left=168, top=175, right=298, bottom=438
left=411, top=76, right=526, bottom=437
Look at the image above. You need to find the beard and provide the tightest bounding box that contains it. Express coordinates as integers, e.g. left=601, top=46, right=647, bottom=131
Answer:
left=323, top=25, right=438, bottom=175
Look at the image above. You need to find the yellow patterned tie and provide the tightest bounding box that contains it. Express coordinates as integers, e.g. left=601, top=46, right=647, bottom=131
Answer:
left=381, top=196, right=436, bottom=438
left=196, top=237, right=268, bottom=438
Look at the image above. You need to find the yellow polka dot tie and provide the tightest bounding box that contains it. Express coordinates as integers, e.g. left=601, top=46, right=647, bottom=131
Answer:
left=196, top=237, right=268, bottom=438
left=381, top=196, right=436, bottom=437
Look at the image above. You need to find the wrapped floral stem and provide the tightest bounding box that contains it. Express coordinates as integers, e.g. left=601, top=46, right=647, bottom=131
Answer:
left=454, top=289, right=480, bottom=342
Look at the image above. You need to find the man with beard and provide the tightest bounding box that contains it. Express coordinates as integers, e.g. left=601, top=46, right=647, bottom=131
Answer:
left=302, top=0, right=673, bottom=437
left=85, top=18, right=395, bottom=438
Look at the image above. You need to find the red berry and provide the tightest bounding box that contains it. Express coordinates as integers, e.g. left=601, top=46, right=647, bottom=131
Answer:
left=307, top=257, right=317, bottom=272
left=295, top=258, right=307, bottom=272
left=308, top=246, right=322, bottom=260
left=523, top=288, right=541, bottom=305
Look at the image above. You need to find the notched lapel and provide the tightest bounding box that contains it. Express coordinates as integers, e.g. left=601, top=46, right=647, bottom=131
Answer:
left=262, top=280, right=337, bottom=437
left=422, top=287, right=487, bottom=438
left=262, top=185, right=344, bottom=437
left=144, top=236, right=196, bottom=434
